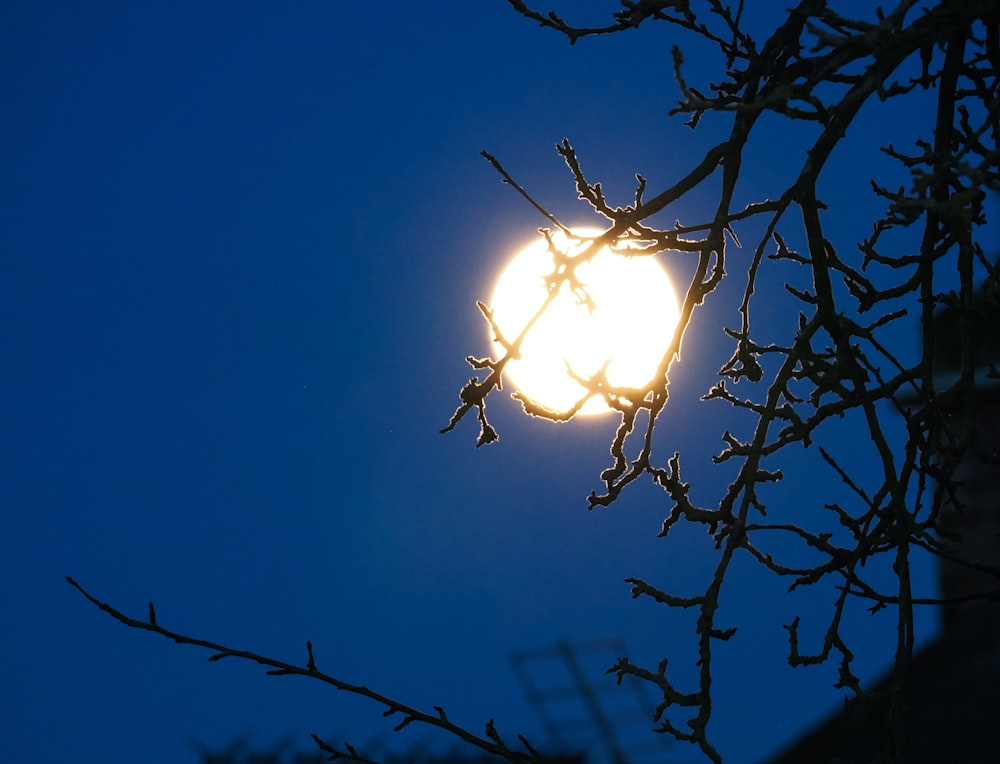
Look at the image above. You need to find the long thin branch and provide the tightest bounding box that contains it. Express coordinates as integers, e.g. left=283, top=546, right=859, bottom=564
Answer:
left=66, top=577, right=540, bottom=764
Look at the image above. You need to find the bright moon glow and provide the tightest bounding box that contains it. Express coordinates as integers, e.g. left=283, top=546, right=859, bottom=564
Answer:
left=490, top=229, right=680, bottom=415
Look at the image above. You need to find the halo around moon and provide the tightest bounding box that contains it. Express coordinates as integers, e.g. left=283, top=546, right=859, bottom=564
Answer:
left=489, top=228, right=680, bottom=415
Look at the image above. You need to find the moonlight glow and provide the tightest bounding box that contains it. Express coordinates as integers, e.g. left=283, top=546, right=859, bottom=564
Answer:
left=490, top=229, right=680, bottom=415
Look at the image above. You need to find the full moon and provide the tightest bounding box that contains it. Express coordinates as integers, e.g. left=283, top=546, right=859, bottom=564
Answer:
left=489, top=229, right=680, bottom=415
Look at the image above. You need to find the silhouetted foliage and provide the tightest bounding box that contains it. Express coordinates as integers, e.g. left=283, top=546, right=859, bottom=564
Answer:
left=73, top=2, right=999, bottom=763
left=194, top=738, right=584, bottom=764
left=194, top=736, right=325, bottom=764
left=195, top=742, right=584, bottom=764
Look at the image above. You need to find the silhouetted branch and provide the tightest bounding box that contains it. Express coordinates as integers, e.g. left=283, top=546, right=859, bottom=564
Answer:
left=71, top=3, right=1000, bottom=763
left=444, top=2, right=999, bottom=759
left=66, top=577, right=542, bottom=764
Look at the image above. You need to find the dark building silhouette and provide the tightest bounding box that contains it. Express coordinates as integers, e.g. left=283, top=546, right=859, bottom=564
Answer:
left=768, top=294, right=1000, bottom=763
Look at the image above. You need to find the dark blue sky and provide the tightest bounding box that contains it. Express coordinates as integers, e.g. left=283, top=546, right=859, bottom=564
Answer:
left=3, top=2, right=951, bottom=763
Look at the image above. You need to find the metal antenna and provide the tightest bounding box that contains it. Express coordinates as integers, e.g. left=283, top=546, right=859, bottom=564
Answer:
left=510, top=637, right=675, bottom=764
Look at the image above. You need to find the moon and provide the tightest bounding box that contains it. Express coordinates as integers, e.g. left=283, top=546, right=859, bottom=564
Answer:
left=489, top=228, right=680, bottom=415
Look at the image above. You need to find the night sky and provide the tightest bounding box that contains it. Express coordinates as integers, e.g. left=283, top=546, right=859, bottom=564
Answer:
left=2, top=2, right=955, bottom=763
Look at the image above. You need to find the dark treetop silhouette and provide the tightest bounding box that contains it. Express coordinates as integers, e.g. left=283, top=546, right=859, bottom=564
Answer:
left=70, top=2, right=999, bottom=763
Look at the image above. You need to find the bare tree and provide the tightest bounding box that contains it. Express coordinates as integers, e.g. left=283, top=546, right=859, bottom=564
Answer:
left=443, top=2, right=999, bottom=759
left=73, top=2, right=999, bottom=763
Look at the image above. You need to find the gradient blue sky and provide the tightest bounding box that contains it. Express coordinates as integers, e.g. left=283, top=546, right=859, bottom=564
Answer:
left=3, top=2, right=951, bottom=763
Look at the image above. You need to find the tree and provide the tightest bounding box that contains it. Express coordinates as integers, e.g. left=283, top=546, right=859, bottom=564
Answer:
left=72, top=2, right=999, bottom=763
